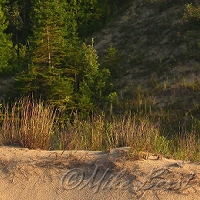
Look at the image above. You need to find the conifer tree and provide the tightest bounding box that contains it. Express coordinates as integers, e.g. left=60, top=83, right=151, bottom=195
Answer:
left=77, top=43, right=113, bottom=111
left=14, top=0, right=114, bottom=112
left=0, top=0, right=14, bottom=75
left=15, top=0, right=78, bottom=108
left=5, top=0, right=32, bottom=46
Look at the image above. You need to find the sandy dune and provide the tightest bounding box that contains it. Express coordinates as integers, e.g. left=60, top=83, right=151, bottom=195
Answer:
left=0, top=146, right=200, bottom=200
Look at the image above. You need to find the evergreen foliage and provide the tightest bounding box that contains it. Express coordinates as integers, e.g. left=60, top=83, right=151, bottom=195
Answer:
left=11, top=0, right=114, bottom=112
left=0, top=0, right=14, bottom=75
left=102, top=43, right=122, bottom=78
left=69, top=0, right=133, bottom=37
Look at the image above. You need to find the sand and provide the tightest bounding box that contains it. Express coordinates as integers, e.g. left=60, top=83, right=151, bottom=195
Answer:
left=0, top=146, right=200, bottom=200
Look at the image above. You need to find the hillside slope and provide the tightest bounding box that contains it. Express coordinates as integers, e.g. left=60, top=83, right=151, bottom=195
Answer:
left=92, top=0, right=200, bottom=115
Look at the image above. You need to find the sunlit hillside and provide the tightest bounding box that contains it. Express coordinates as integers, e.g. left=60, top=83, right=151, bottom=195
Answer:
left=92, top=0, right=200, bottom=116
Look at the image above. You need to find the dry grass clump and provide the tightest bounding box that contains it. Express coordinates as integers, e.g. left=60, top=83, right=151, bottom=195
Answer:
left=0, top=97, right=200, bottom=162
left=0, top=97, right=56, bottom=149
left=62, top=114, right=161, bottom=153
left=172, top=131, right=200, bottom=161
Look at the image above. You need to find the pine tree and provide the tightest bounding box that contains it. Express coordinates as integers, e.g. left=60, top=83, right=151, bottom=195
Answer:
left=69, top=0, right=110, bottom=37
left=14, top=0, right=115, bottom=112
left=0, top=0, right=14, bottom=75
left=77, top=43, right=113, bottom=111
left=5, top=0, right=32, bottom=46
left=15, top=0, right=78, bottom=108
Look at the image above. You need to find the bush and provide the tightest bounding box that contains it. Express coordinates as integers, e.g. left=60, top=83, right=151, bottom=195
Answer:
left=183, top=3, right=200, bottom=22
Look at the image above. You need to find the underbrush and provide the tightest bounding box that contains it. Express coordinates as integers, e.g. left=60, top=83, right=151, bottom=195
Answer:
left=0, top=97, right=199, bottom=162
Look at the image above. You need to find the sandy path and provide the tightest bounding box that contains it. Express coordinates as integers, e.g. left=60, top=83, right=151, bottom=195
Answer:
left=0, top=146, right=200, bottom=200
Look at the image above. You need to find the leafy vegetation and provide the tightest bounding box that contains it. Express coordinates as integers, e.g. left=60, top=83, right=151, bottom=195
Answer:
left=0, top=0, right=15, bottom=75
left=0, top=0, right=200, bottom=161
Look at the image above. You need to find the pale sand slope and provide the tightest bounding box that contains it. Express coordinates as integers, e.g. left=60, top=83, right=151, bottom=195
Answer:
left=0, top=146, right=200, bottom=200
